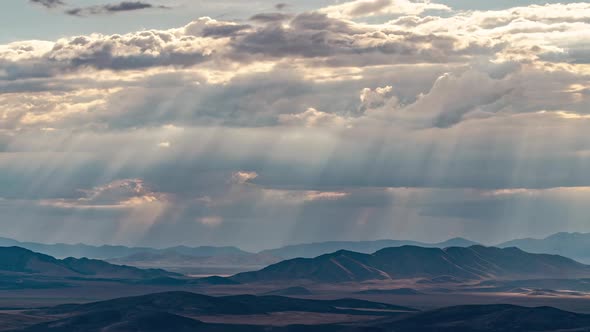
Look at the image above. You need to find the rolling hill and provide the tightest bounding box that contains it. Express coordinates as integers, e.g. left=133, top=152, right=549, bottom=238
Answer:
left=34, top=290, right=415, bottom=317
left=13, top=293, right=590, bottom=332
left=233, top=245, right=590, bottom=283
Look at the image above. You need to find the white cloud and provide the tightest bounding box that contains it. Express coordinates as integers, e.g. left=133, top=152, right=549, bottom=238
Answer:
left=231, top=171, right=259, bottom=184
left=40, top=179, right=167, bottom=209
left=279, top=108, right=350, bottom=128
left=2, top=2, right=590, bottom=248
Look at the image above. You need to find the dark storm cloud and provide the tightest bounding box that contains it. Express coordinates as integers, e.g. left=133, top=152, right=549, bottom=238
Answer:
left=66, top=1, right=170, bottom=16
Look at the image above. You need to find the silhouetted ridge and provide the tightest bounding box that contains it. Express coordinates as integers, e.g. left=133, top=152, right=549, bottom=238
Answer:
left=262, top=238, right=479, bottom=259
left=0, top=237, right=248, bottom=259
left=36, top=290, right=415, bottom=317
left=233, top=245, right=590, bottom=283
left=0, top=246, right=178, bottom=279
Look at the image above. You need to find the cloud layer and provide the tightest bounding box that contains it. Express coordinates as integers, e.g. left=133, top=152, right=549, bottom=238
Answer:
left=2, top=1, right=590, bottom=249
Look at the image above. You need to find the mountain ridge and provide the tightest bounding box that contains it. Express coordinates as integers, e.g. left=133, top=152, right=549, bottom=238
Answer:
left=260, top=237, right=480, bottom=259
left=232, top=245, right=590, bottom=283
left=0, top=237, right=248, bottom=260
left=497, top=232, right=590, bottom=263
left=0, top=246, right=178, bottom=280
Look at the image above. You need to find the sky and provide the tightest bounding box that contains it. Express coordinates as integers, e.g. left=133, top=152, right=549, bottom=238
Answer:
left=1, top=0, right=590, bottom=251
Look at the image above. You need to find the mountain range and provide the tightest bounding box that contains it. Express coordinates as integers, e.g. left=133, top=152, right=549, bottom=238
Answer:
left=0, top=237, right=247, bottom=260
left=7, top=232, right=590, bottom=273
left=260, top=237, right=480, bottom=259
left=0, top=236, right=479, bottom=262
left=232, top=245, right=590, bottom=283
left=108, top=251, right=280, bottom=269
left=0, top=246, right=178, bottom=280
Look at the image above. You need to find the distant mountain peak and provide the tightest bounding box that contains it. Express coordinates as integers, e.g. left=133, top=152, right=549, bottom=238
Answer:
left=497, top=232, right=590, bottom=263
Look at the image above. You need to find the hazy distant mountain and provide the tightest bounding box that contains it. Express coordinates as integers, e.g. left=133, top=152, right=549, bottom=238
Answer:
left=108, top=251, right=280, bottom=268
left=498, top=232, right=590, bottom=263
left=260, top=238, right=479, bottom=259
left=0, top=246, right=178, bottom=279
left=0, top=237, right=249, bottom=259
left=233, top=246, right=590, bottom=283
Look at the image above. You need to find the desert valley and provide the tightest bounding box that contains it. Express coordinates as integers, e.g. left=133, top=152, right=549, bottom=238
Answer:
left=3, top=234, right=590, bottom=330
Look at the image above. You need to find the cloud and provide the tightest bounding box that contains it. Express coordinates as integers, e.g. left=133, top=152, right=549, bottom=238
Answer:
left=249, top=12, right=293, bottom=23
left=40, top=179, right=167, bottom=209
left=66, top=1, right=170, bottom=16
left=2, top=2, right=590, bottom=248
left=279, top=107, right=349, bottom=128
left=29, top=0, right=65, bottom=8
left=305, top=191, right=350, bottom=201
left=275, top=3, right=289, bottom=10
left=320, top=0, right=451, bottom=19
left=231, top=171, right=259, bottom=184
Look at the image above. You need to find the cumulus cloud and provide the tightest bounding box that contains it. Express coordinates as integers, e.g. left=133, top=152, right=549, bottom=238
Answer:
left=358, top=85, right=397, bottom=114
left=279, top=108, right=349, bottom=128
left=41, top=179, right=166, bottom=209
left=3, top=2, right=590, bottom=248
left=231, top=171, right=259, bottom=184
